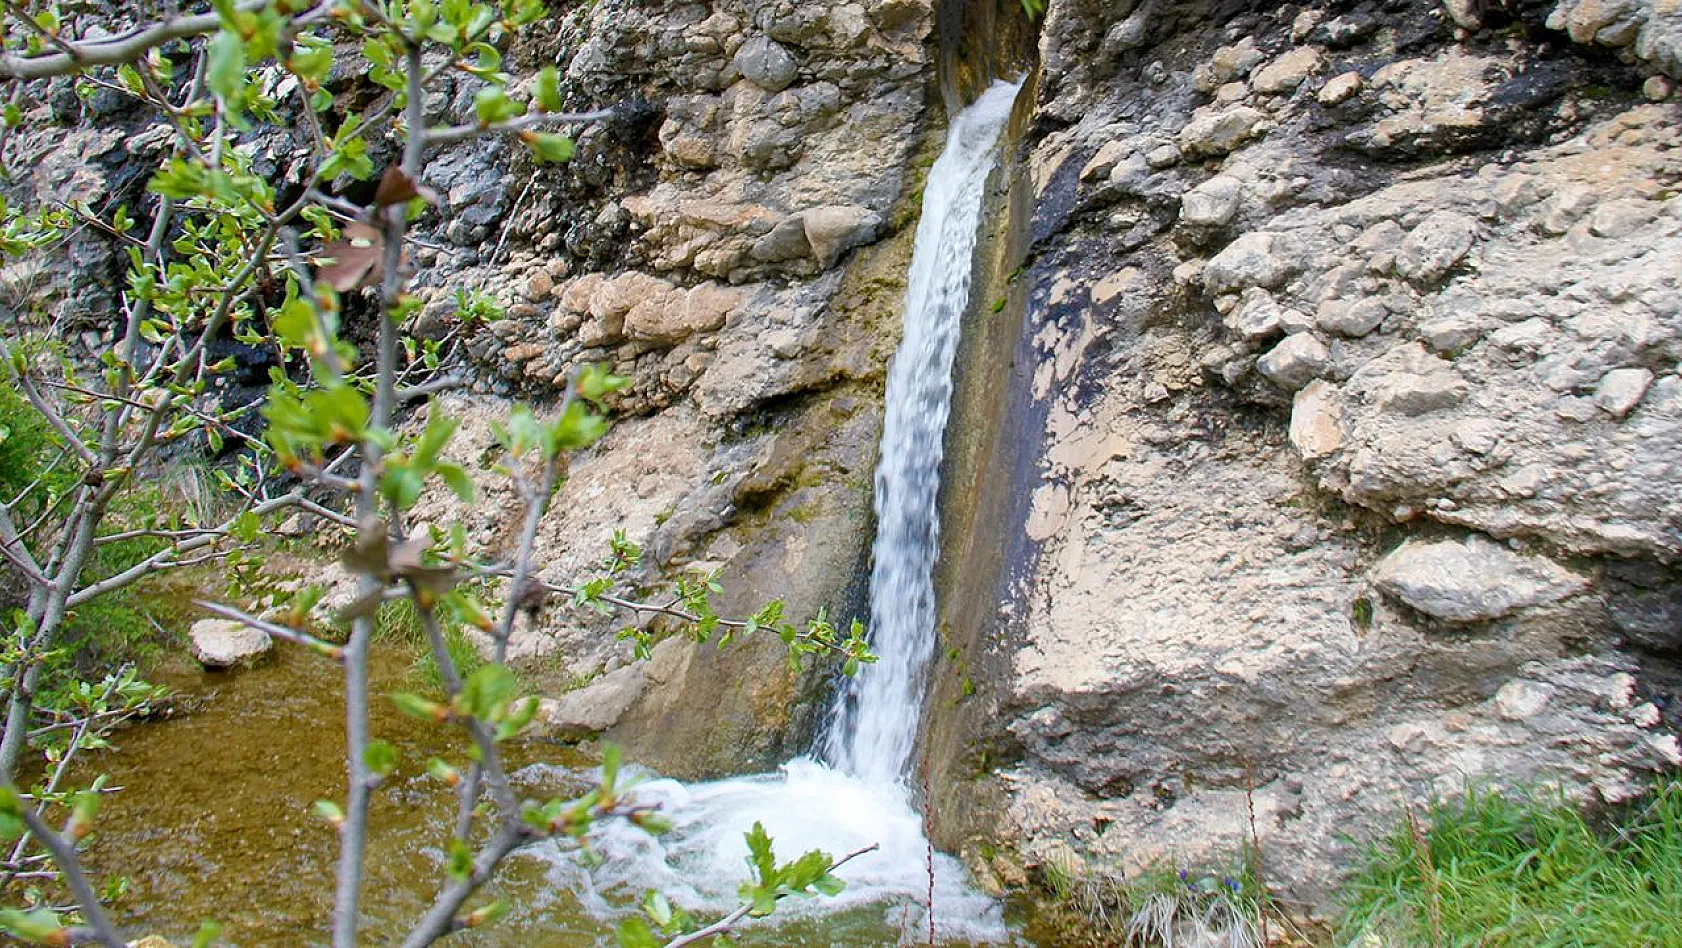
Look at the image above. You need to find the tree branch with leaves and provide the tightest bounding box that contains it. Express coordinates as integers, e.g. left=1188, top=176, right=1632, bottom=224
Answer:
left=0, top=1, right=878, bottom=946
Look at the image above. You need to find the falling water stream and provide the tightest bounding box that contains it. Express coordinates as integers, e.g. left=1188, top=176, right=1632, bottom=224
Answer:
left=557, top=79, right=1025, bottom=943
left=66, top=80, right=1025, bottom=946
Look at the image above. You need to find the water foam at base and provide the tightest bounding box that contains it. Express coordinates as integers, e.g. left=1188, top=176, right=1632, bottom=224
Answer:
left=540, top=760, right=1009, bottom=943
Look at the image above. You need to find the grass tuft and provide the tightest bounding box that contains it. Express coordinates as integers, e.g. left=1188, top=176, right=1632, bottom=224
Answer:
left=1339, top=779, right=1682, bottom=947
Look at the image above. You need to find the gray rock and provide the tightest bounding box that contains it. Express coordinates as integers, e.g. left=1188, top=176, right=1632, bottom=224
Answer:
left=1371, top=535, right=1588, bottom=622
left=1257, top=333, right=1330, bottom=390
left=1494, top=679, right=1555, bottom=720
left=735, top=36, right=799, bottom=92
left=801, top=205, right=881, bottom=269
left=1317, top=297, right=1388, bottom=337
left=1376, top=368, right=1468, bottom=415
left=1597, top=367, right=1655, bottom=418
left=1193, top=37, right=1265, bottom=92
left=1395, top=211, right=1478, bottom=282
left=539, top=665, right=648, bottom=738
left=1204, top=231, right=1293, bottom=293
left=1180, top=175, right=1242, bottom=227
left=1227, top=290, right=1286, bottom=341
left=1317, top=71, right=1363, bottom=105
left=189, top=619, right=272, bottom=668
left=1178, top=106, right=1265, bottom=158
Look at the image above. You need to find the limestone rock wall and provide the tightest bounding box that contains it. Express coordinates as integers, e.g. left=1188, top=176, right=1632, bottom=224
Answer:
left=0, top=0, right=951, bottom=779
left=933, top=0, right=1682, bottom=911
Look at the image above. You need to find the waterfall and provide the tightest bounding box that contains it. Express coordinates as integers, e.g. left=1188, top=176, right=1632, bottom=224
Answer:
left=827, top=78, right=1021, bottom=786
left=548, top=81, right=1022, bottom=944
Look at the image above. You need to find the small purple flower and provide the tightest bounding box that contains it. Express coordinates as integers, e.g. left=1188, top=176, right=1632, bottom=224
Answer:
left=1224, top=877, right=1241, bottom=892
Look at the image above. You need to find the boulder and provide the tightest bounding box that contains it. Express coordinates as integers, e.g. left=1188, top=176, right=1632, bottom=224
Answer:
left=1370, top=535, right=1588, bottom=622
left=1180, top=175, right=1243, bottom=228
left=539, top=665, right=648, bottom=739
left=189, top=619, right=272, bottom=668
left=1257, top=333, right=1331, bottom=390
left=735, top=36, right=799, bottom=92
left=1178, top=106, right=1265, bottom=158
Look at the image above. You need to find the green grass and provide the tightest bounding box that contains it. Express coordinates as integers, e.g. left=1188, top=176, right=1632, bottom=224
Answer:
left=373, top=598, right=485, bottom=689
left=1340, top=780, right=1682, bottom=947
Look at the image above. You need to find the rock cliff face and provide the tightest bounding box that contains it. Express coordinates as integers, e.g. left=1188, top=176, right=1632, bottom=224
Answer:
left=9, top=0, right=1682, bottom=921
left=928, top=0, right=1682, bottom=913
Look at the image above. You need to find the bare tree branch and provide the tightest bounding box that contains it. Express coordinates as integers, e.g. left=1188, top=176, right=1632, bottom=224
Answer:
left=0, top=0, right=323, bottom=80
left=12, top=802, right=125, bottom=947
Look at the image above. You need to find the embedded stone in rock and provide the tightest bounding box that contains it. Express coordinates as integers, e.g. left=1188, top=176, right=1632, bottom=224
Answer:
left=1290, top=379, right=1345, bottom=458
left=624, top=281, right=743, bottom=344
left=1316, top=297, right=1388, bottom=337
left=1494, top=679, right=1555, bottom=720
left=1193, top=37, right=1265, bottom=92
left=1547, top=0, right=1648, bottom=48
left=1370, top=535, right=1589, bottom=622
left=1375, top=366, right=1468, bottom=415
left=1178, top=106, right=1265, bottom=158
left=188, top=618, right=272, bottom=668
left=1318, top=70, right=1364, bottom=105
left=539, top=664, right=648, bottom=739
left=801, top=205, right=882, bottom=269
left=1597, top=367, right=1655, bottom=418
left=1257, top=333, right=1330, bottom=390
left=1204, top=231, right=1293, bottom=293
left=1227, top=290, right=1286, bottom=341
left=1180, top=175, right=1242, bottom=227
left=1253, top=47, right=1325, bottom=94
left=1395, top=211, right=1477, bottom=282
left=735, top=36, right=799, bottom=92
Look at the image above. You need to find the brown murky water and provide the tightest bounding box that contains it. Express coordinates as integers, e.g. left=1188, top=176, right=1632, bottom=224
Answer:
left=66, top=644, right=609, bottom=946
left=64, top=645, right=970, bottom=947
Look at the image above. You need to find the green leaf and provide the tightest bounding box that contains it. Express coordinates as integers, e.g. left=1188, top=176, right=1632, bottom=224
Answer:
left=436, top=462, right=476, bottom=502
left=455, top=663, right=517, bottom=720
left=615, top=916, right=660, bottom=948
left=192, top=919, right=225, bottom=948
left=534, top=66, right=563, bottom=112
left=447, top=838, right=473, bottom=881
left=464, top=898, right=511, bottom=928
left=0, top=908, right=64, bottom=943
left=231, top=509, right=260, bottom=543
left=744, top=821, right=776, bottom=885
left=206, top=30, right=247, bottom=103
left=391, top=692, right=446, bottom=721
left=474, top=86, right=526, bottom=125
left=524, top=131, right=575, bottom=164
left=312, top=799, right=345, bottom=826
left=364, top=739, right=399, bottom=777
left=812, top=873, right=845, bottom=897
left=642, top=890, right=674, bottom=927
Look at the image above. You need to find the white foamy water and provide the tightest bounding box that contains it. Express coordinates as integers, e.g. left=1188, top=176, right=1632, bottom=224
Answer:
left=545, top=80, right=1022, bottom=944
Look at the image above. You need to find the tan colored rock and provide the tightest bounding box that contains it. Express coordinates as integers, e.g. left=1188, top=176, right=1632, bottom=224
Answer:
left=1318, top=71, right=1364, bottom=105
left=189, top=619, right=271, bottom=668
left=1178, top=106, right=1266, bottom=158
left=802, top=205, right=882, bottom=268
left=1253, top=47, right=1325, bottom=94
left=1291, top=380, right=1345, bottom=458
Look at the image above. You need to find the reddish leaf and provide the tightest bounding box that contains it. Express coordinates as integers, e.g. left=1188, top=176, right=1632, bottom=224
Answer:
left=316, top=222, right=384, bottom=291
left=372, top=164, right=439, bottom=207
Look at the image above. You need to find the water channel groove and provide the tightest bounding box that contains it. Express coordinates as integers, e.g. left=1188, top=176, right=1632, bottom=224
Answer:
left=555, top=80, right=1025, bottom=943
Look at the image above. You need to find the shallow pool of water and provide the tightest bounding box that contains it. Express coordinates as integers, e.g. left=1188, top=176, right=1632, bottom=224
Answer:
left=65, top=646, right=1013, bottom=946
